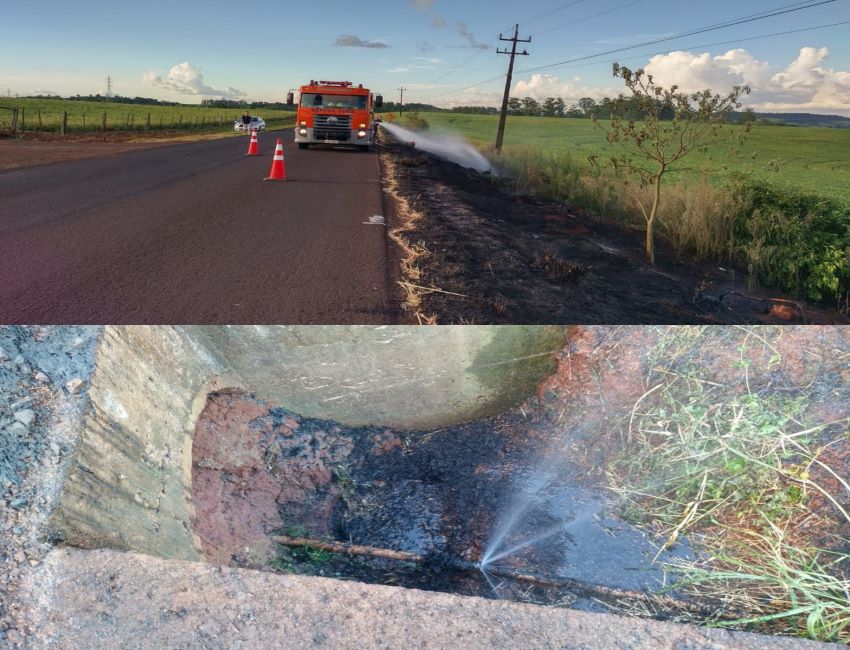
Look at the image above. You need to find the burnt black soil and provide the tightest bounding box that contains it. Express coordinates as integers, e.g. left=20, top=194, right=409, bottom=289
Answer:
left=384, top=143, right=848, bottom=325
left=201, top=394, right=691, bottom=612
left=263, top=404, right=567, bottom=602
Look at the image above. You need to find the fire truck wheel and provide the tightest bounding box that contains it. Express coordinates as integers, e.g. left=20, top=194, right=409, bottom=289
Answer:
left=298, top=143, right=309, bottom=150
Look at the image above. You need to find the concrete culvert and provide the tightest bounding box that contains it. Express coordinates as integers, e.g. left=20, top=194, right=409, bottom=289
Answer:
left=47, top=325, right=567, bottom=561
left=5, top=325, right=840, bottom=649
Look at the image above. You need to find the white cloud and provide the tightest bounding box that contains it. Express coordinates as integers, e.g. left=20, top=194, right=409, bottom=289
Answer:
left=433, top=87, right=503, bottom=108
left=643, top=47, right=850, bottom=115
left=143, top=62, right=245, bottom=99
left=644, top=49, right=770, bottom=93
left=512, top=73, right=618, bottom=104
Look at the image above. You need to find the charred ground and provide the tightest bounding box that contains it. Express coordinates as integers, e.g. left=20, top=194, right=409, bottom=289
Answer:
left=381, top=142, right=848, bottom=325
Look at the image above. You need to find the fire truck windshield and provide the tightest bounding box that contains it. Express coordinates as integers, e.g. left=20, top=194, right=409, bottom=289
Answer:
left=301, top=93, right=367, bottom=109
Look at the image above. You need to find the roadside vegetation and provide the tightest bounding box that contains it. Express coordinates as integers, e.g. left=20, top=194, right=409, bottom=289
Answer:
left=0, top=97, right=295, bottom=133
left=608, top=327, right=849, bottom=642
left=415, top=86, right=850, bottom=309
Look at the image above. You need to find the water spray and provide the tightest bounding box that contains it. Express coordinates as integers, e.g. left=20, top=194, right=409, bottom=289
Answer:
left=379, top=122, right=495, bottom=175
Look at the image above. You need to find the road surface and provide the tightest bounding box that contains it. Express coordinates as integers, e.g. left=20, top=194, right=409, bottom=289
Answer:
left=0, top=130, right=394, bottom=323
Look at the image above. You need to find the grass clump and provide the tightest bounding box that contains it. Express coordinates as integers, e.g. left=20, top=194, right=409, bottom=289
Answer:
left=609, top=335, right=850, bottom=642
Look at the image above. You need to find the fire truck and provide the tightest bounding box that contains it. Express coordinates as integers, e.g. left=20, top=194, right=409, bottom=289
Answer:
left=287, top=81, right=383, bottom=151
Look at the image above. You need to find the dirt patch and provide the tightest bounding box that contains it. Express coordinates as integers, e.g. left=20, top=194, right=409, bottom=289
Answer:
left=0, top=130, right=239, bottom=171
left=381, top=144, right=849, bottom=325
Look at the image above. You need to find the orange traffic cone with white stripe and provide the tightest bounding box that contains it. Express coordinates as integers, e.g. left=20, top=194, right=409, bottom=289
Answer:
left=264, top=139, right=288, bottom=181
left=245, top=129, right=259, bottom=156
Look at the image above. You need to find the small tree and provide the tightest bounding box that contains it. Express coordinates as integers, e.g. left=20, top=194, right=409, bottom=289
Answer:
left=591, top=63, right=750, bottom=265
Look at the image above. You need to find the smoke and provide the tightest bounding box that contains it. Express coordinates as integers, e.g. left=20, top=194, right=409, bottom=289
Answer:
left=457, top=21, right=490, bottom=50
left=143, top=62, right=245, bottom=99
left=334, top=34, right=389, bottom=48
left=380, top=122, right=494, bottom=174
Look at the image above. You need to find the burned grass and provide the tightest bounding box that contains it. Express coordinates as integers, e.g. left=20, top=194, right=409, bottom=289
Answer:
left=381, top=143, right=849, bottom=324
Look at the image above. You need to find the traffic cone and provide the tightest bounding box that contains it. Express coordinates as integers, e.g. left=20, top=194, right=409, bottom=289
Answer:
left=245, top=129, right=259, bottom=156
left=264, top=139, right=288, bottom=181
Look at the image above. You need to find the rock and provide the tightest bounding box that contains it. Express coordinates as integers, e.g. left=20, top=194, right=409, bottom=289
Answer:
left=7, top=422, right=28, bottom=436
left=10, top=398, right=32, bottom=411
left=34, top=372, right=50, bottom=383
left=13, top=410, right=35, bottom=428
left=65, top=378, right=84, bottom=394
left=0, top=346, right=9, bottom=362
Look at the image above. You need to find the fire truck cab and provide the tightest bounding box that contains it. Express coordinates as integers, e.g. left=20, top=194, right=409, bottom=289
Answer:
left=287, top=81, right=383, bottom=151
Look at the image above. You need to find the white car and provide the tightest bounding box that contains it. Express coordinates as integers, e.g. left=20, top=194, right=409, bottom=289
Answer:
left=234, top=116, right=266, bottom=132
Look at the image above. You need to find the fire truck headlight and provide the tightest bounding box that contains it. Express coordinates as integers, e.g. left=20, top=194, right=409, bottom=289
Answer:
left=300, top=121, right=307, bottom=126
left=358, top=130, right=367, bottom=138
left=359, top=123, right=366, bottom=129
left=299, top=128, right=308, bottom=136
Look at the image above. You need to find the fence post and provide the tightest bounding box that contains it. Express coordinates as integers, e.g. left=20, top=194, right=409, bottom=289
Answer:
left=11, top=108, right=18, bottom=137
left=101, top=113, right=107, bottom=132
left=20, top=108, right=24, bottom=131
left=82, top=113, right=86, bottom=129
left=38, top=110, right=42, bottom=129
left=160, top=115, right=163, bottom=128
left=178, top=115, right=182, bottom=127
left=61, top=111, right=67, bottom=136
left=126, top=114, right=130, bottom=129
left=146, top=113, right=151, bottom=129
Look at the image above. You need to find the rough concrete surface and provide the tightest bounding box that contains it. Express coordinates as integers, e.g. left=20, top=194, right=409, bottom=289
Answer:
left=32, top=548, right=836, bottom=650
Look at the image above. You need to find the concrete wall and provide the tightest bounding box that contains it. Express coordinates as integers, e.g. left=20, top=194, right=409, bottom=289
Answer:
left=48, top=326, right=566, bottom=560
left=195, top=325, right=567, bottom=430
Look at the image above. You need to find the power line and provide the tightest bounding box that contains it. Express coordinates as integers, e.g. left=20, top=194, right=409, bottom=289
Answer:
left=533, top=0, right=651, bottom=37
left=533, top=19, right=850, bottom=74
left=428, top=48, right=489, bottom=85
left=519, top=0, right=837, bottom=74
left=515, top=0, right=588, bottom=28
left=429, top=13, right=846, bottom=102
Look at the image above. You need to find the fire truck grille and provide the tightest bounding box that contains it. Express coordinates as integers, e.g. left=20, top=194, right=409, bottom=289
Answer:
left=314, top=115, right=352, bottom=141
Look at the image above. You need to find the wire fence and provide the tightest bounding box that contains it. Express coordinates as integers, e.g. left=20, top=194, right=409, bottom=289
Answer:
left=0, top=107, right=294, bottom=135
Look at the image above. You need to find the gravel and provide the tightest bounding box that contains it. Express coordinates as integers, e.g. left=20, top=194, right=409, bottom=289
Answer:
left=0, top=326, right=100, bottom=648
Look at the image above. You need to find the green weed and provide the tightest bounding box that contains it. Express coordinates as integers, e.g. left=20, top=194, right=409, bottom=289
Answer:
left=608, top=335, right=850, bottom=642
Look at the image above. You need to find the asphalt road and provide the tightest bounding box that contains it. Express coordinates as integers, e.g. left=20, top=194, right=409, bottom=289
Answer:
left=0, top=130, right=394, bottom=324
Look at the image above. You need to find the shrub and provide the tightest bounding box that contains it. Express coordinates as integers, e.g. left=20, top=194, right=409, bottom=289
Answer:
left=730, top=180, right=850, bottom=303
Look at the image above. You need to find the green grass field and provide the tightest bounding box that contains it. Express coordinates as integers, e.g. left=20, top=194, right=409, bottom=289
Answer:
left=419, top=112, right=850, bottom=203
left=0, top=98, right=295, bottom=132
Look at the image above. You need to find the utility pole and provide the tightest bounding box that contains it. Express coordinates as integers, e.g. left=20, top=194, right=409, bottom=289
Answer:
left=495, top=24, right=531, bottom=154
left=397, top=86, right=407, bottom=115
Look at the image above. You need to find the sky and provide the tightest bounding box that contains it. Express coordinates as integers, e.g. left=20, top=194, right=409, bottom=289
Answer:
left=1, top=0, right=849, bottom=114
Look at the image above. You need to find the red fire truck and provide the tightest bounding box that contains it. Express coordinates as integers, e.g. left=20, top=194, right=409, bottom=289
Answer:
left=287, top=81, right=383, bottom=151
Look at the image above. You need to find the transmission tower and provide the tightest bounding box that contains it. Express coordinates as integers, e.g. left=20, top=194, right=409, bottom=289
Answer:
left=105, top=76, right=113, bottom=100
left=495, top=25, right=531, bottom=153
